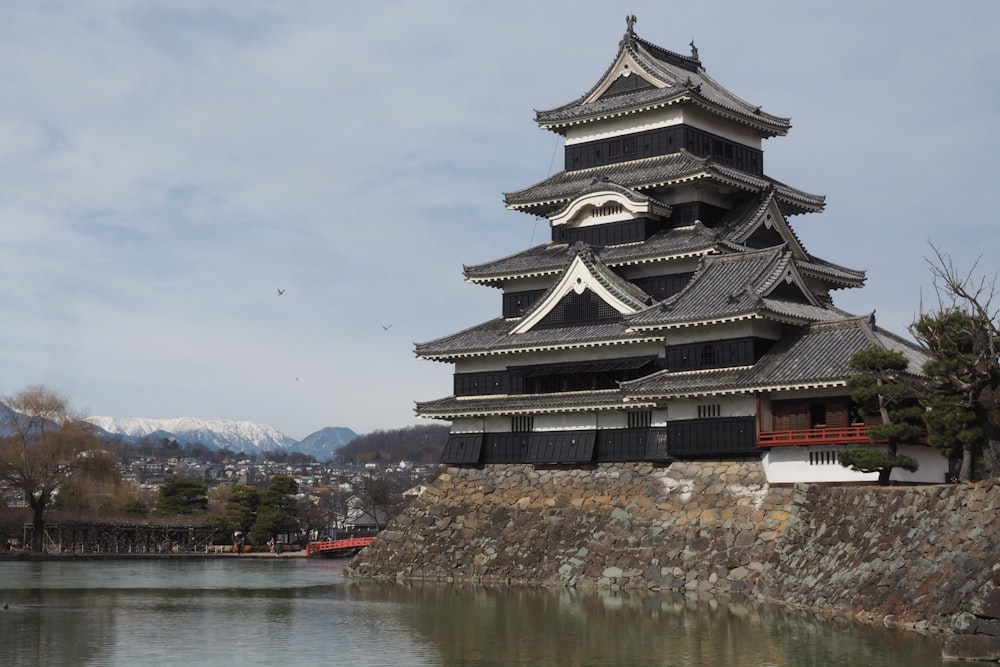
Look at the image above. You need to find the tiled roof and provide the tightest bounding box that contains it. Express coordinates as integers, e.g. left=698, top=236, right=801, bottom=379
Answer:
left=416, top=315, right=931, bottom=415
left=414, top=317, right=663, bottom=360
left=415, top=390, right=650, bottom=419
left=625, top=247, right=842, bottom=328
left=464, top=224, right=717, bottom=284
left=797, top=256, right=866, bottom=288
left=621, top=316, right=930, bottom=399
left=503, top=151, right=823, bottom=217
left=535, top=29, right=790, bottom=137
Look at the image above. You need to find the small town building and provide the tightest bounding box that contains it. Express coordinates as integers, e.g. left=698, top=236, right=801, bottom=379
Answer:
left=415, top=17, right=946, bottom=485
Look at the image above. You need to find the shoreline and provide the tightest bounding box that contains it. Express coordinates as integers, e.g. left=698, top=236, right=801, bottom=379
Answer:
left=0, top=549, right=309, bottom=561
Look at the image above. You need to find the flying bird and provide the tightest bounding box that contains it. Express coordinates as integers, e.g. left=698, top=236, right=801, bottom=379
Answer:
left=382, top=324, right=392, bottom=331
left=277, top=289, right=285, bottom=295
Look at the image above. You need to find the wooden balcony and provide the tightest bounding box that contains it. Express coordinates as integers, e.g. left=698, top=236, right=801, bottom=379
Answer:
left=757, top=425, right=875, bottom=448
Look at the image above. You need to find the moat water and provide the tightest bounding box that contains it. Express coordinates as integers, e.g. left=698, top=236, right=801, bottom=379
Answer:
left=0, top=558, right=956, bottom=666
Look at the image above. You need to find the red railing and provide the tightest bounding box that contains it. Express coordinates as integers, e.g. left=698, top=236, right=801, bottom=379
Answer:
left=757, top=425, right=875, bottom=448
left=306, top=536, right=374, bottom=557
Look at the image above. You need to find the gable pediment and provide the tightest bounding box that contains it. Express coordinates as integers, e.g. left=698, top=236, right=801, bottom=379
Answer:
left=728, top=191, right=809, bottom=259
left=584, top=49, right=674, bottom=105
left=599, top=72, right=657, bottom=100
left=511, top=250, right=649, bottom=334
left=550, top=183, right=669, bottom=228
left=753, top=248, right=821, bottom=306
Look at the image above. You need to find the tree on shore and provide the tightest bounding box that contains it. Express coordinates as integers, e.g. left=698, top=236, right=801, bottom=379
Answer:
left=216, top=484, right=260, bottom=545
left=0, top=386, right=103, bottom=552
left=250, top=474, right=299, bottom=545
left=910, top=247, right=1000, bottom=480
left=843, top=348, right=922, bottom=485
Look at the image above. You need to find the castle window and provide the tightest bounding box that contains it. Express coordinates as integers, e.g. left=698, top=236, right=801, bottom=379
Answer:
left=697, top=404, right=721, bottom=418
left=512, top=416, right=534, bottom=432
left=699, top=344, right=716, bottom=367
left=809, top=450, right=840, bottom=466
left=628, top=410, right=652, bottom=428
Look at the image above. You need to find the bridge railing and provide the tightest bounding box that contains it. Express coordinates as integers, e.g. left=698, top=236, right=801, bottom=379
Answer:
left=306, top=536, right=374, bottom=556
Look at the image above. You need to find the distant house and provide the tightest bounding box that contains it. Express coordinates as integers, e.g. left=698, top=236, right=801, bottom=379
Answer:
left=346, top=508, right=388, bottom=533
left=414, top=16, right=946, bottom=485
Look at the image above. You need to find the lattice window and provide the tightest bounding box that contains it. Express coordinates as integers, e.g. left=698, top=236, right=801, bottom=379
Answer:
left=512, top=416, right=534, bottom=433
left=809, top=450, right=841, bottom=466
left=697, top=404, right=721, bottom=418
left=627, top=410, right=652, bottom=429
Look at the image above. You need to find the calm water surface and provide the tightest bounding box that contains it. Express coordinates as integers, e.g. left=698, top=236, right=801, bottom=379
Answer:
left=0, top=558, right=952, bottom=666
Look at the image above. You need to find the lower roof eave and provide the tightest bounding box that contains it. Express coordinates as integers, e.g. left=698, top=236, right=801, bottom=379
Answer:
left=623, top=379, right=848, bottom=401
left=416, top=336, right=666, bottom=361
left=626, top=310, right=827, bottom=332
left=415, top=397, right=659, bottom=420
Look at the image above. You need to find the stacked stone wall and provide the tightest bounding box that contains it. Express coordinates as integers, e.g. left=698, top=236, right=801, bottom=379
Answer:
left=755, top=479, right=1000, bottom=635
left=346, top=461, right=1000, bottom=639
left=348, top=460, right=798, bottom=592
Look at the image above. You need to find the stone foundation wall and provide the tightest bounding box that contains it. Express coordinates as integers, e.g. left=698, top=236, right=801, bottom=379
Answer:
left=345, top=461, right=1000, bottom=637
left=347, top=461, right=798, bottom=592
left=754, top=479, right=1000, bottom=633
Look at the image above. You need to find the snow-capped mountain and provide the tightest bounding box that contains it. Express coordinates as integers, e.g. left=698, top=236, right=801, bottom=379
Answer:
left=87, top=416, right=297, bottom=453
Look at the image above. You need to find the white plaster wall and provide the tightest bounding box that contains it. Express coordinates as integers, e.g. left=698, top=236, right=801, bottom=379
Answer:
left=660, top=320, right=782, bottom=346
left=450, top=418, right=485, bottom=434
left=562, top=106, right=762, bottom=148
left=534, top=412, right=600, bottom=431
left=762, top=445, right=950, bottom=485
left=563, top=109, right=684, bottom=145
left=669, top=396, right=756, bottom=419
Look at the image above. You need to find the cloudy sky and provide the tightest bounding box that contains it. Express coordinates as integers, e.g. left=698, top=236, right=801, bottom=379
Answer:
left=1, top=1, right=997, bottom=439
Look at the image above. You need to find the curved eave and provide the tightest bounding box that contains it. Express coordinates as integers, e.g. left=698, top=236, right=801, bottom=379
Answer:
left=626, top=305, right=834, bottom=332
left=466, top=245, right=715, bottom=286
left=415, top=390, right=658, bottom=420
left=466, top=266, right=563, bottom=286
left=416, top=334, right=665, bottom=362
left=623, top=378, right=848, bottom=401
left=708, top=165, right=824, bottom=215
left=537, top=90, right=789, bottom=139
left=798, top=261, right=867, bottom=289
left=505, top=159, right=824, bottom=218
left=627, top=311, right=767, bottom=332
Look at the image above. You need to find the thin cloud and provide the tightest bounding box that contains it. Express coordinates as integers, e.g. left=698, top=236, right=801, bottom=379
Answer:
left=0, top=1, right=997, bottom=438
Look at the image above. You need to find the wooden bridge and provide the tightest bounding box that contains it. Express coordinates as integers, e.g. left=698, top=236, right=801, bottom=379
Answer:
left=305, top=536, right=374, bottom=558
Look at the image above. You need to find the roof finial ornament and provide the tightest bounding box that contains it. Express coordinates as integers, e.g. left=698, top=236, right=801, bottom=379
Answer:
left=626, top=14, right=637, bottom=36
left=689, top=38, right=699, bottom=61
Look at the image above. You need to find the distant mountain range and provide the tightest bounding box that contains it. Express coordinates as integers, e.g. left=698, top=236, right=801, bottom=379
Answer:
left=84, top=416, right=358, bottom=460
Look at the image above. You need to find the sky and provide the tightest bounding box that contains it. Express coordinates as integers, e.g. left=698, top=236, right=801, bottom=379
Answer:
left=1, top=1, right=998, bottom=440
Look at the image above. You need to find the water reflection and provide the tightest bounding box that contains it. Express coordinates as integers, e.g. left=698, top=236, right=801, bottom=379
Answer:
left=0, top=560, right=948, bottom=666
left=341, top=581, right=946, bottom=667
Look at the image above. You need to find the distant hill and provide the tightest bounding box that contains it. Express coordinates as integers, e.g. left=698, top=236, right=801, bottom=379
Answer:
left=335, top=424, right=449, bottom=464
left=291, top=426, right=358, bottom=460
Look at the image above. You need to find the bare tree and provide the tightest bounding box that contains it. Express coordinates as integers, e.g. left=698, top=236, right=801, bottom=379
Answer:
left=0, top=386, right=101, bottom=551
left=910, top=246, right=1000, bottom=480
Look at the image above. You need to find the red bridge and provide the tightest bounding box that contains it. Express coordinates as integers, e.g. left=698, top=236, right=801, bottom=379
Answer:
left=306, top=536, right=374, bottom=558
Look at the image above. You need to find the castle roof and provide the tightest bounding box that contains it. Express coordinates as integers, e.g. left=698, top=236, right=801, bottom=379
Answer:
left=534, top=19, right=790, bottom=138
left=626, top=246, right=847, bottom=329
left=415, top=389, right=654, bottom=420
left=503, top=151, right=824, bottom=217
left=414, top=316, right=662, bottom=361
left=621, top=315, right=930, bottom=399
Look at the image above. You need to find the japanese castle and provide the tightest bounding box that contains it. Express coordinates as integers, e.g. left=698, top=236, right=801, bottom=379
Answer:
left=415, top=17, right=946, bottom=484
